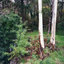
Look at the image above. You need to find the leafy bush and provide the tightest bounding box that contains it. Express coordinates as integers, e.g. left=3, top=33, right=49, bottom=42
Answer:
left=0, top=12, right=18, bottom=64
left=25, top=57, right=55, bottom=64
left=40, top=58, right=55, bottom=64
left=8, top=22, right=30, bottom=60
left=57, top=22, right=64, bottom=30
left=0, top=12, right=29, bottom=64
left=27, top=18, right=38, bottom=31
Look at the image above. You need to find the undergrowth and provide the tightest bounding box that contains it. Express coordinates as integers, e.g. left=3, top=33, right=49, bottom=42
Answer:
left=19, top=31, right=64, bottom=64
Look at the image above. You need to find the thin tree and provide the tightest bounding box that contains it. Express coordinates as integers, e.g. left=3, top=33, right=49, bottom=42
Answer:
left=50, top=0, right=58, bottom=47
left=10, top=0, right=15, bottom=2
left=48, top=0, right=52, bottom=34
left=38, top=0, right=44, bottom=58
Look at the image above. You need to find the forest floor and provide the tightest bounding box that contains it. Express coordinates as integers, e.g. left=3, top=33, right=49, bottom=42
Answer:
left=20, top=31, right=64, bottom=64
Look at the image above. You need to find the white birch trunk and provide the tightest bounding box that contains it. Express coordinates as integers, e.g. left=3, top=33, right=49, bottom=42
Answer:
left=10, top=0, right=15, bottom=3
left=38, top=0, right=44, bottom=48
left=0, top=2, right=2, bottom=8
left=50, top=0, right=58, bottom=45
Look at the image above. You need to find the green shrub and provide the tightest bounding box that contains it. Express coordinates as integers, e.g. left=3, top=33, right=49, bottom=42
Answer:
left=8, top=21, right=30, bottom=60
left=26, top=57, right=55, bottom=64
left=0, top=12, right=19, bottom=64
left=57, top=22, right=64, bottom=30
left=40, top=58, right=55, bottom=64
left=0, top=12, right=29, bottom=64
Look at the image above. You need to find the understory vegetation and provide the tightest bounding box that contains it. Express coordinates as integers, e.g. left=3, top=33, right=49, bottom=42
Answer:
left=0, top=12, right=64, bottom=64
left=0, top=0, right=64, bottom=64
left=0, top=12, right=30, bottom=64
left=24, top=31, right=64, bottom=64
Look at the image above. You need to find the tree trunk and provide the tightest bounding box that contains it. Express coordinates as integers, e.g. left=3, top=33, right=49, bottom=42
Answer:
left=50, top=0, right=58, bottom=46
left=37, top=2, right=38, bottom=20
left=10, top=0, right=15, bottom=3
left=34, top=4, right=35, bottom=17
left=38, top=0, right=44, bottom=58
left=21, top=0, right=24, bottom=20
left=48, top=17, right=51, bottom=34
left=60, top=0, right=63, bottom=19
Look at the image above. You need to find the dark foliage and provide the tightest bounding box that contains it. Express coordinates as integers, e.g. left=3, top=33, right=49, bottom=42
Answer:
left=0, top=12, right=22, bottom=64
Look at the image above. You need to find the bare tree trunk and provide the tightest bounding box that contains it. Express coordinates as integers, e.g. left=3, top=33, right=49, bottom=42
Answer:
left=0, top=1, right=2, bottom=13
left=48, top=17, right=51, bottom=34
left=48, top=0, right=52, bottom=34
left=34, top=4, right=35, bottom=17
left=50, top=0, right=58, bottom=46
left=36, top=2, right=38, bottom=20
left=38, top=0, right=44, bottom=58
left=10, top=0, right=15, bottom=3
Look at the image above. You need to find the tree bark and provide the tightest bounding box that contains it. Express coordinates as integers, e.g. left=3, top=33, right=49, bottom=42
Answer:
left=50, top=0, right=58, bottom=45
left=38, top=0, right=44, bottom=58
left=21, top=0, right=24, bottom=20
left=48, top=17, right=51, bottom=34
left=10, top=0, right=15, bottom=3
left=38, top=0, right=44, bottom=48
